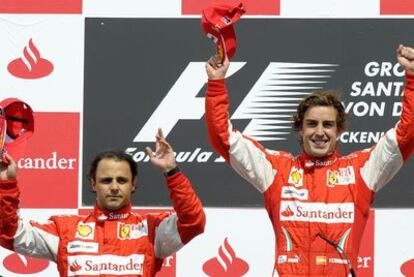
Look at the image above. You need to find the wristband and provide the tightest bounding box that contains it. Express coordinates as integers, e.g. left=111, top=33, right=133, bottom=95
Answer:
left=164, top=166, right=180, bottom=177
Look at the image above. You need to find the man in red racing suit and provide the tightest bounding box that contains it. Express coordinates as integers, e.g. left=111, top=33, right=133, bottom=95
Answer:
left=205, top=45, right=414, bottom=276
left=0, top=128, right=205, bottom=276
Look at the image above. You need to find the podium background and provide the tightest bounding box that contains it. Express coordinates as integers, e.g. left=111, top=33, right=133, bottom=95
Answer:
left=0, top=0, right=414, bottom=276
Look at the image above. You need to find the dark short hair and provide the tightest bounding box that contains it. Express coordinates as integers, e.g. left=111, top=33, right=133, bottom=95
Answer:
left=292, top=90, right=347, bottom=132
left=87, top=149, right=138, bottom=182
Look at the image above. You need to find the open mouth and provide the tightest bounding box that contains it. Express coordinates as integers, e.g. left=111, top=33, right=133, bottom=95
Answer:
left=311, top=139, right=328, bottom=148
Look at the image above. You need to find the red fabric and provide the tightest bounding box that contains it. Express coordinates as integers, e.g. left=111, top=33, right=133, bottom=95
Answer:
left=0, top=179, right=19, bottom=250
left=0, top=172, right=205, bottom=277
left=205, top=75, right=414, bottom=276
left=381, top=0, right=414, bottom=15
left=201, top=1, right=245, bottom=62
left=183, top=0, right=279, bottom=15
left=0, top=98, right=34, bottom=159
left=396, top=73, right=414, bottom=161
left=167, top=172, right=206, bottom=244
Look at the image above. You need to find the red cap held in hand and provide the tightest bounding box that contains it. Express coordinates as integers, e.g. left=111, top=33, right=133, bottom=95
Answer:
left=201, top=1, right=245, bottom=63
left=0, top=98, right=34, bottom=161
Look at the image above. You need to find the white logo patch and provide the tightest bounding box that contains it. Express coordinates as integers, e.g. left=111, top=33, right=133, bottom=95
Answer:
left=67, top=254, right=144, bottom=276
left=67, top=241, right=99, bottom=253
left=281, top=186, right=309, bottom=200
left=277, top=254, right=300, bottom=264
left=280, top=201, right=355, bottom=224
left=329, top=257, right=349, bottom=264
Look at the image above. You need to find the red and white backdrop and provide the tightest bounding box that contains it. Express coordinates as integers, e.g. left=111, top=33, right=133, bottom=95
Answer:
left=1, top=0, right=414, bottom=276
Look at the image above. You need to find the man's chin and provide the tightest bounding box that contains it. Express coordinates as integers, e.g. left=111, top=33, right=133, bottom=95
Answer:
left=104, top=202, right=123, bottom=211
left=309, top=148, right=330, bottom=158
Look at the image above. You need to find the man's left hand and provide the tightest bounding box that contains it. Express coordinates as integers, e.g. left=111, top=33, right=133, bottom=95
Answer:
left=145, top=128, right=177, bottom=174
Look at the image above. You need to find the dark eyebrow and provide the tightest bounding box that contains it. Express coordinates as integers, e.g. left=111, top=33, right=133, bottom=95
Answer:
left=304, top=119, right=335, bottom=123
left=98, top=177, right=113, bottom=182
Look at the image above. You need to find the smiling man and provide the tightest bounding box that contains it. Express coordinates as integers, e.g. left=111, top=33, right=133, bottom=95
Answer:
left=0, top=128, right=205, bottom=277
left=204, top=45, right=414, bottom=277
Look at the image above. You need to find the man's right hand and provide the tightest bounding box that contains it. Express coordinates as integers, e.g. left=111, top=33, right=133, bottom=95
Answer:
left=0, top=154, right=17, bottom=180
left=205, top=55, right=230, bottom=80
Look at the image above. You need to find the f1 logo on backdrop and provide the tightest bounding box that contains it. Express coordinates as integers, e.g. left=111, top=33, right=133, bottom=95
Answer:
left=0, top=0, right=81, bottom=13
left=134, top=62, right=337, bottom=142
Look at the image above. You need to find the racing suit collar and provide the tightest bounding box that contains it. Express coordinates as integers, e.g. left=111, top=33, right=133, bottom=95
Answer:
left=300, top=148, right=339, bottom=168
left=92, top=202, right=132, bottom=221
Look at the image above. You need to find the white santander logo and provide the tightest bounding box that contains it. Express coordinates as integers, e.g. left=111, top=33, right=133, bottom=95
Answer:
left=133, top=62, right=337, bottom=142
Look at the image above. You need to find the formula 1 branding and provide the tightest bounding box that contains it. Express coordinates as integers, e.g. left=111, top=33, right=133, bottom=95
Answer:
left=83, top=19, right=414, bottom=207
left=67, top=254, right=144, bottom=276
left=127, top=58, right=406, bottom=163
left=280, top=201, right=355, bottom=223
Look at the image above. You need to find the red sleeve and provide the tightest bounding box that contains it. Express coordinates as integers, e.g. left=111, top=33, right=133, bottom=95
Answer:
left=205, top=79, right=232, bottom=161
left=396, top=73, right=414, bottom=161
left=0, top=179, right=20, bottom=250
left=166, top=171, right=205, bottom=244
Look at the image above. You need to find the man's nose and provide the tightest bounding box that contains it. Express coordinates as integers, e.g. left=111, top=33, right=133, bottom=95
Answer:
left=315, top=124, right=324, bottom=135
left=109, top=181, right=119, bottom=191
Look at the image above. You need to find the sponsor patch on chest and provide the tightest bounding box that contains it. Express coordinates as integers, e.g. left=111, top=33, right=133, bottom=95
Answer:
left=280, top=201, right=355, bottom=224
left=277, top=254, right=300, bottom=264
left=288, top=167, right=304, bottom=187
left=75, top=222, right=95, bottom=240
left=326, top=166, right=355, bottom=187
left=117, top=222, right=147, bottom=240
left=67, top=254, right=144, bottom=276
left=281, top=186, right=309, bottom=200
left=67, top=241, right=99, bottom=254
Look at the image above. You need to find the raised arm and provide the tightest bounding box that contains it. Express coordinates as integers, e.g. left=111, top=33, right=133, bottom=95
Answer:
left=360, top=45, right=414, bottom=192
left=0, top=155, right=58, bottom=261
left=205, top=57, right=277, bottom=193
left=145, top=129, right=205, bottom=258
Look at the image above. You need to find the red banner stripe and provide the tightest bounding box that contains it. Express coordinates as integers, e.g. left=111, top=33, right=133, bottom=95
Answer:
left=381, top=0, right=414, bottom=14
left=0, top=0, right=82, bottom=14
left=182, top=0, right=280, bottom=15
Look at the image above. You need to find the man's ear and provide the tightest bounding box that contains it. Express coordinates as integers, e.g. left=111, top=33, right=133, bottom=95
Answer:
left=131, top=177, right=137, bottom=193
left=90, top=178, right=96, bottom=192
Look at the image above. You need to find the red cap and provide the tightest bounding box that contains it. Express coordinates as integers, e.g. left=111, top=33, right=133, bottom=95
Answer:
left=201, top=1, right=245, bottom=63
left=0, top=98, right=34, bottom=160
